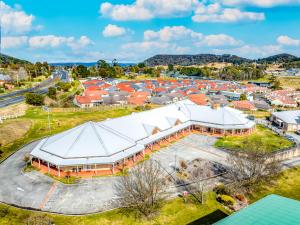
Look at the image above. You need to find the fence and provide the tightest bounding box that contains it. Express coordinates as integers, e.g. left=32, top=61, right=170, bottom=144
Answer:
left=50, top=104, right=138, bottom=113
left=0, top=111, right=25, bottom=123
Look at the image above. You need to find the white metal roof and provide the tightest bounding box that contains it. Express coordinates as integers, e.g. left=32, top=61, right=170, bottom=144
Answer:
left=30, top=100, right=255, bottom=166
left=272, top=110, right=300, bottom=124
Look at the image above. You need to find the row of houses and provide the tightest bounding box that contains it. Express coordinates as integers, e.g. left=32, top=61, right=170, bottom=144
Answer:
left=265, top=89, right=300, bottom=108
left=73, top=78, right=270, bottom=108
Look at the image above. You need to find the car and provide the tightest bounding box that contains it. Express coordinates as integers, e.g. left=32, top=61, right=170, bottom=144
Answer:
left=296, top=130, right=300, bottom=135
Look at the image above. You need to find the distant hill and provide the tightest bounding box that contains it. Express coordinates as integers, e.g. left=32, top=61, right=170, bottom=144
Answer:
left=258, top=54, right=299, bottom=63
left=0, top=53, right=31, bottom=65
left=144, top=54, right=252, bottom=66
left=144, top=53, right=300, bottom=66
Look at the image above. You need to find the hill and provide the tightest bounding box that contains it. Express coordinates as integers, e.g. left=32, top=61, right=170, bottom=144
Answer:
left=144, top=53, right=300, bottom=66
left=0, top=53, right=31, bottom=65
left=258, top=53, right=299, bottom=63
left=144, top=54, right=252, bottom=66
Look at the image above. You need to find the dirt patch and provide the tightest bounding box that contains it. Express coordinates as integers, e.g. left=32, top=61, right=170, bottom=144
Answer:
left=0, top=120, right=32, bottom=146
left=0, top=103, right=28, bottom=117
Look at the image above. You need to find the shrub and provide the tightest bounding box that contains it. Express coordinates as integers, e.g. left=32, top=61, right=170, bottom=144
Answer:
left=179, top=160, right=188, bottom=170
left=213, top=183, right=230, bottom=195
left=47, top=87, right=57, bottom=99
left=25, top=93, right=45, bottom=106
left=235, top=194, right=246, bottom=202
left=218, top=195, right=235, bottom=206
left=0, top=206, right=9, bottom=218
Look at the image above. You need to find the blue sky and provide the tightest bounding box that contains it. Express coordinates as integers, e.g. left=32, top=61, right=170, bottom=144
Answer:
left=1, top=0, right=300, bottom=63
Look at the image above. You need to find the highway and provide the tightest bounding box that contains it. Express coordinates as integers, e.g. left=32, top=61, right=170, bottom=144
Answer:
left=0, top=70, right=67, bottom=108
left=0, top=88, right=49, bottom=108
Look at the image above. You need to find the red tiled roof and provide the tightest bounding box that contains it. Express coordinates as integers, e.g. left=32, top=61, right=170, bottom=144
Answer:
left=232, top=100, right=256, bottom=110
left=188, top=94, right=207, bottom=105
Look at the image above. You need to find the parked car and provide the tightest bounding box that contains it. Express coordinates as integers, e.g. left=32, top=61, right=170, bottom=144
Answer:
left=296, top=130, right=300, bottom=135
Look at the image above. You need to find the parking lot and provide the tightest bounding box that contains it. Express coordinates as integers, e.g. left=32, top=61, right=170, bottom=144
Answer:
left=0, top=134, right=230, bottom=214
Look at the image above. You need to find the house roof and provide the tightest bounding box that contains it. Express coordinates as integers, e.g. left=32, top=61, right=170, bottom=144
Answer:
left=272, top=110, right=300, bottom=124
left=214, top=195, right=300, bottom=225
left=31, top=100, right=255, bottom=166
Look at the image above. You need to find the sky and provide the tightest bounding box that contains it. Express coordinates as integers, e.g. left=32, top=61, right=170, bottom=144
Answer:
left=1, top=0, right=300, bottom=63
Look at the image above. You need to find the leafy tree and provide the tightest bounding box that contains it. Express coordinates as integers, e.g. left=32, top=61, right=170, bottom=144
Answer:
left=25, top=93, right=45, bottom=106
left=56, top=82, right=71, bottom=92
left=168, top=64, right=174, bottom=71
left=47, top=87, right=57, bottom=99
left=72, top=65, right=90, bottom=78
left=137, top=62, right=146, bottom=68
left=239, top=93, right=247, bottom=101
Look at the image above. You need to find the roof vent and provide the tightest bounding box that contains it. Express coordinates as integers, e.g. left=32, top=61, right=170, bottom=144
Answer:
left=211, top=103, right=220, bottom=110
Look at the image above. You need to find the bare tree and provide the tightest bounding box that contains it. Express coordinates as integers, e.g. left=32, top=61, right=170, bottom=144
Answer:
left=189, top=161, right=214, bottom=204
left=114, top=159, right=168, bottom=217
left=227, top=141, right=280, bottom=194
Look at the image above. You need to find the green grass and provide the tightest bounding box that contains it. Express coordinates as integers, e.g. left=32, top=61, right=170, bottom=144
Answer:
left=249, top=166, right=300, bottom=203
left=0, top=193, right=229, bottom=225
left=214, top=125, right=293, bottom=152
left=0, top=106, right=141, bottom=162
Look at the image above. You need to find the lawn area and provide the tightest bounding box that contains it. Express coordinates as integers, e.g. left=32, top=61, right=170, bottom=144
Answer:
left=0, top=105, right=142, bottom=162
left=244, top=110, right=271, bottom=119
left=278, top=76, right=300, bottom=89
left=214, top=125, right=293, bottom=152
left=0, top=193, right=229, bottom=225
left=249, top=166, right=300, bottom=202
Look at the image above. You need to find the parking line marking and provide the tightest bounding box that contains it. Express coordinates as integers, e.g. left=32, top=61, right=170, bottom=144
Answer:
left=39, top=181, right=58, bottom=210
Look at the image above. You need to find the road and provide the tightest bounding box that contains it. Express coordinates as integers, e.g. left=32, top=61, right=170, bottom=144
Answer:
left=0, top=88, right=49, bottom=108
left=0, top=71, right=65, bottom=108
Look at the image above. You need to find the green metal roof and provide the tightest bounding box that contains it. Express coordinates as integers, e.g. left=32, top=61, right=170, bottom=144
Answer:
left=214, top=194, right=300, bottom=225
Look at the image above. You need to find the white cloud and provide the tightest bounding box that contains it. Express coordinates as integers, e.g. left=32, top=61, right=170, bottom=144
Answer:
left=28, top=35, right=92, bottom=50
left=199, top=34, right=243, bottom=46
left=100, top=0, right=197, bottom=21
left=277, top=35, right=300, bottom=46
left=144, top=26, right=203, bottom=42
left=143, top=26, right=241, bottom=47
left=102, top=24, right=127, bottom=37
left=221, top=0, right=300, bottom=8
left=2, top=36, right=28, bottom=49
left=193, top=3, right=265, bottom=23
left=0, top=1, right=35, bottom=34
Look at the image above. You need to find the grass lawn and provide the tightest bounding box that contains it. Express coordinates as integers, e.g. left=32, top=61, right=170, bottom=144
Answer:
left=249, top=166, right=300, bottom=202
left=0, top=193, right=229, bottom=225
left=0, top=105, right=141, bottom=162
left=278, top=76, right=300, bottom=89
left=214, top=125, right=293, bottom=152
left=244, top=110, right=271, bottom=119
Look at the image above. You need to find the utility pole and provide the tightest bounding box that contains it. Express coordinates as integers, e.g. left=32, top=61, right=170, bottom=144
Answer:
left=42, top=106, right=51, bottom=133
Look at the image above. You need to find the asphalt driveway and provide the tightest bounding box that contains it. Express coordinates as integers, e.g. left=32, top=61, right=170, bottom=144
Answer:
left=0, top=133, right=298, bottom=214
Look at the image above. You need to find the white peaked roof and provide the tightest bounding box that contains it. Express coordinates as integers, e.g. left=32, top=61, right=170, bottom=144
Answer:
left=272, top=110, right=300, bottom=124
left=31, top=100, right=255, bottom=166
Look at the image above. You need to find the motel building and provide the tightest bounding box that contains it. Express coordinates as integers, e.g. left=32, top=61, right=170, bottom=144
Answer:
left=30, top=100, right=255, bottom=178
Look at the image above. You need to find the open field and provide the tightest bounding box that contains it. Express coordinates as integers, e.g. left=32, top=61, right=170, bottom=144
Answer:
left=0, top=103, right=28, bottom=116
left=0, top=193, right=229, bottom=225
left=278, top=76, right=300, bottom=89
left=249, top=166, right=300, bottom=202
left=214, top=125, right=293, bottom=152
left=0, top=105, right=142, bottom=162
left=0, top=120, right=32, bottom=146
